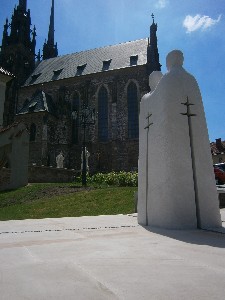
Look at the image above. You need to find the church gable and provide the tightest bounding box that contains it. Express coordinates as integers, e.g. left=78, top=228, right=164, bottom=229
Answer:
left=17, top=90, right=56, bottom=116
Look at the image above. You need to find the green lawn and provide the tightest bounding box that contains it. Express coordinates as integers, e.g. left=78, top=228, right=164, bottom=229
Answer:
left=0, top=183, right=137, bottom=221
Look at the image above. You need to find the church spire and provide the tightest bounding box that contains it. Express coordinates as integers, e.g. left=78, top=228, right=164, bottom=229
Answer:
left=147, top=13, right=161, bottom=74
left=43, top=0, right=58, bottom=60
left=48, top=0, right=54, bottom=47
left=0, top=0, right=35, bottom=83
left=19, top=0, right=27, bottom=11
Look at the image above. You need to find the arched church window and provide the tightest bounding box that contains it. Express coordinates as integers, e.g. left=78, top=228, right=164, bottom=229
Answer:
left=98, top=86, right=108, bottom=142
left=30, top=123, right=36, bottom=142
left=127, top=82, right=139, bottom=139
left=71, top=92, right=80, bottom=144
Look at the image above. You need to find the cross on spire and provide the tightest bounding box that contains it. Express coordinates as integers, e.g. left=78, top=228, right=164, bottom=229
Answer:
left=151, top=13, right=155, bottom=23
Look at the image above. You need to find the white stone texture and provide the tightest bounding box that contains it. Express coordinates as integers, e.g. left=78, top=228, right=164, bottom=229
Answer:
left=81, top=147, right=90, bottom=172
left=56, top=152, right=64, bottom=169
left=138, top=50, right=221, bottom=229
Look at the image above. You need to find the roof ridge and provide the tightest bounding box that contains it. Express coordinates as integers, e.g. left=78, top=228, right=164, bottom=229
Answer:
left=46, top=38, right=148, bottom=60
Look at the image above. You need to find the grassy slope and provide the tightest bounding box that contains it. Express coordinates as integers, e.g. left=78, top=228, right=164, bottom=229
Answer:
left=0, top=183, right=137, bottom=220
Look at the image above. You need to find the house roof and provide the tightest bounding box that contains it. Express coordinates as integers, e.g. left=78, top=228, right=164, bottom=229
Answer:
left=23, top=39, right=148, bottom=87
left=17, top=90, right=56, bottom=115
left=210, top=139, right=225, bottom=155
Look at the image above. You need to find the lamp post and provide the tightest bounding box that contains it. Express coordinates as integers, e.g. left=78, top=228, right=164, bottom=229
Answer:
left=72, top=103, right=96, bottom=186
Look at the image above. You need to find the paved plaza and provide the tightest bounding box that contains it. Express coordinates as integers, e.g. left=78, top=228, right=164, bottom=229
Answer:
left=0, top=210, right=225, bottom=299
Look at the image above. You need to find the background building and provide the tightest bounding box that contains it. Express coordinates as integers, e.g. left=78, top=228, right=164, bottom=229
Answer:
left=0, top=0, right=161, bottom=173
left=211, top=138, right=225, bottom=164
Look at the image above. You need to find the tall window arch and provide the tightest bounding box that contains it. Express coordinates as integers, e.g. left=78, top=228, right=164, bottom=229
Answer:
left=127, top=82, right=139, bottom=139
left=98, top=86, right=108, bottom=142
left=30, top=123, right=36, bottom=142
left=71, top=92, right=80, bottom=144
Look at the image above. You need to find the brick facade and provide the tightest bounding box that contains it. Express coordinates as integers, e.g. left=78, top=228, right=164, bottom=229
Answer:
left=15, top=65, right=149, bottom=173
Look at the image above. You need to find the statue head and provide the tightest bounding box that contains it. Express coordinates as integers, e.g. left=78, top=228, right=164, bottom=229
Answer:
left=149, top=71, right=163, bottom=92
left=166, top=50, right=184, bottom=71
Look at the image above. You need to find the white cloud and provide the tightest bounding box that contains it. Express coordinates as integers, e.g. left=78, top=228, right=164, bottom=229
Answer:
left=183, top=14, right=221, bottom=33
left=155, top=0, right=169, bottom=9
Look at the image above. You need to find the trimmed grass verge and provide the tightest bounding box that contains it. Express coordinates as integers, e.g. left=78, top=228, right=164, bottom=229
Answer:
left=0, top=183, right=137, bottom=220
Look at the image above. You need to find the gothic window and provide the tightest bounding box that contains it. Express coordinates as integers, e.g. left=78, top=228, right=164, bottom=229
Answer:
left=71, top=93, right=80, bottom=144
left=127, top=82, right=139, bottom=139
left=98, top=86, right=108, bottom=142
left=30, top=123, right=36, bottom=142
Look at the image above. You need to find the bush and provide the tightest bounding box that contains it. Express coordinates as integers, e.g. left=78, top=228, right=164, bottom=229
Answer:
left=88, top=171, right=138, bottom=187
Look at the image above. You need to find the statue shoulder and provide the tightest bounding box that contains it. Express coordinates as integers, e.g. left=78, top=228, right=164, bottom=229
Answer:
left=141, top=92, right=151, bottom=103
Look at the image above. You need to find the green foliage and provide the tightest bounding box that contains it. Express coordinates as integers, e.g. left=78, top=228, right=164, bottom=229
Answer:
left=0, top=183, right=137, bottom=220
left=88, top=171, right=138, bottom=187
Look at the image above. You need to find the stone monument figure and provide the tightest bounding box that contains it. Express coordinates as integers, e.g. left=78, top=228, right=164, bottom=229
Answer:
left=138, top=70, right=163, bottom=225
left=138, top=50, right=221, bottom=229
left=56, top=151, right=64, bottom=169
left=81, top=147, right=90, bottom=172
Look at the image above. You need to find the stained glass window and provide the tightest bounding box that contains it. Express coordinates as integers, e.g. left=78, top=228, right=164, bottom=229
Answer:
left=127, top=82, right=139, bottom=139
left=30, top=123, right=36, bottom=142
left=98, top=86, right=108, bottom=142
left=72, top=93, right=79, bottom=144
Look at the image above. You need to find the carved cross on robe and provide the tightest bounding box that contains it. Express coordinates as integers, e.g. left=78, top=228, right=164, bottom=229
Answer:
left=181, top=96, right=200, bottom=228
left=144, top=112, right=153, bottom=130
left=144, top=112, right=153, bottom=224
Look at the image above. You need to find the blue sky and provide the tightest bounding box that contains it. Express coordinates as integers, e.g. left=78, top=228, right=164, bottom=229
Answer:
left=0, top=0, right=224, bottom=142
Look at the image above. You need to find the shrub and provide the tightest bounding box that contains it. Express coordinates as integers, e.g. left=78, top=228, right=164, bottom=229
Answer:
left=88, top=171, right=138, bottom=187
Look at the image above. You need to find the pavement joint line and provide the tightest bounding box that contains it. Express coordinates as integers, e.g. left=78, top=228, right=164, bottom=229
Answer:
left=0, top=225, right=139, bottom=235
left=201, top=228, right=225, bottom=235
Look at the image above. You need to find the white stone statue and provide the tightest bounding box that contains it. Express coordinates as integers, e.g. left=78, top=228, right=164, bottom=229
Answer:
left=81, top=147, right=90, bottom=172
left=56, top=151, right=64, bottom=169
left=138, top=50, right=221, bottom=229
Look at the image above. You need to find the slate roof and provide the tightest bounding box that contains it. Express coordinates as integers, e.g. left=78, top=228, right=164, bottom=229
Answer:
left=17, top=90, right=56, bottom=115
left=23, top=39, right=148, bottom=87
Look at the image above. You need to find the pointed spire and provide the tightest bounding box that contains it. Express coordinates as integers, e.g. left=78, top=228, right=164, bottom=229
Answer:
left=150, top=13, right=157, bottom=47
left=19, top=0, right=27, bottom=11
left=31, top=25, right=36, bottom=54
left=43, top=0, right=58, bottom=60
left=48, top=0, right=54, bottom=46
left=147, top=13, right=161, bottom=74
left=1, top=18, right=9, bottom=49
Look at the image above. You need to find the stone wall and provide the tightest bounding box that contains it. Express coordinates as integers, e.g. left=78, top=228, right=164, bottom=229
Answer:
left=0, top=167, right=11, bottom=191
left=16, top=65, right=149, bottom=173
left=28, top=166, right=77, bottom=183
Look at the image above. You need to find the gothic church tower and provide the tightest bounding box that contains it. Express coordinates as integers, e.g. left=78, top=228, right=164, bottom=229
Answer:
left=0, top=0, right=36, bottom=85
left=0, top=0, right=36, bottom=125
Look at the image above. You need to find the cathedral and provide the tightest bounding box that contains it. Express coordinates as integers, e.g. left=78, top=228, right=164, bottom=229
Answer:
left=0, top=0, right=161, bottom=173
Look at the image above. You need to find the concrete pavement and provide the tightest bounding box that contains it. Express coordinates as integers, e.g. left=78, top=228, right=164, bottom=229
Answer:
left=0, top=211, right=225, bottom=299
